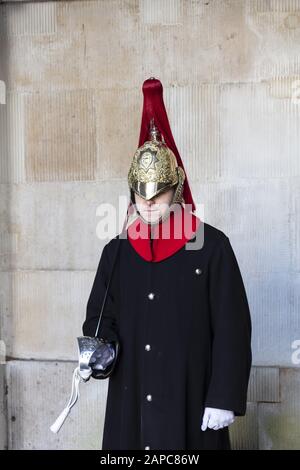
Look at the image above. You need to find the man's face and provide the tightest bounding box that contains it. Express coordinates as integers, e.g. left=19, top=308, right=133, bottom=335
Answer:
left=134, top=187, right=175, bottom=224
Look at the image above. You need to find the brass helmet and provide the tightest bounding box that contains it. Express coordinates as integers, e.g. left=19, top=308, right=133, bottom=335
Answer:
left=128, top=118, right=185, bottom=205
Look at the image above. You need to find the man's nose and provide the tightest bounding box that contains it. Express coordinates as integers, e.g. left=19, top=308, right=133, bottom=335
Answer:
left=147, top=198, right=155, bottom=206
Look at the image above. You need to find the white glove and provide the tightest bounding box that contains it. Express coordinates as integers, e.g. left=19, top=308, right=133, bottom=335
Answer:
left=201, top=407, right=235, bottom=431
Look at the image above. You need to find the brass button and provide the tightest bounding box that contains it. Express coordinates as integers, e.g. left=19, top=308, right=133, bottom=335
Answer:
left=145, top=344, right=151, bottom=351
left=146, top=394, right=152, bottom=401
left=195, top=268, right=202, bottom=275
left=148, top=292, right=155, bottom=300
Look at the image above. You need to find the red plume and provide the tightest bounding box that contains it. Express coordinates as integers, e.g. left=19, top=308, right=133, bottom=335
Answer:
left=137, top=77, right=196, bottom=212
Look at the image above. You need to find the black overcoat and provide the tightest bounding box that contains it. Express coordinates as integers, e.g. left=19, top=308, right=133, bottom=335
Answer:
left=82, top=221, right=252, bottom=450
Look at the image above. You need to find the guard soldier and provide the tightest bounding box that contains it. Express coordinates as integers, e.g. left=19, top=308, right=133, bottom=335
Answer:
left=82, top=77, right=252, bottom=450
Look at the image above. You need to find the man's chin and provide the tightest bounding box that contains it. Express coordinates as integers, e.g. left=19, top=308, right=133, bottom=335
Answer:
left=140, top=212, right=161, bottom=224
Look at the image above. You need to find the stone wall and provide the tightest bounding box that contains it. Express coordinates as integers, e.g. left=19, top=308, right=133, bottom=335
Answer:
left=0, top=0, right=300, bottom=450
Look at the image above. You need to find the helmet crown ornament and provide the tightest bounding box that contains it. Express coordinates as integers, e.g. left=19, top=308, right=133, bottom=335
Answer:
left=128, top=117, right=185, bottom=202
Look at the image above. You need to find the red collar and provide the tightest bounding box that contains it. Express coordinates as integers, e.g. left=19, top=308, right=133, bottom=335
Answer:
left=127, top=204, right=201, bottom=262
